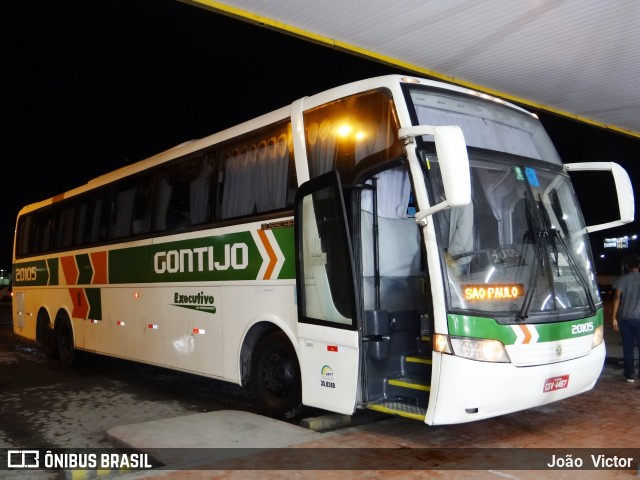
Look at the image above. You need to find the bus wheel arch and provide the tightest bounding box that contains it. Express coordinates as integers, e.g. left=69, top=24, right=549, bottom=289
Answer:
left=55, top=309, right=79, bottom=367
left=242, top=324, right=302, bottom=418
left=36, top=307, right=56, bottom=359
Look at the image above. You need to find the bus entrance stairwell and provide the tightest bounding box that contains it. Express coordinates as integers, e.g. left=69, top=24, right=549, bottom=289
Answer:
left=356, top=167, right=434, bottom=421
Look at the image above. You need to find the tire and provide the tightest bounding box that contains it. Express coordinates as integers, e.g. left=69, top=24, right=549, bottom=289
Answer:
left=251, top=331, right=302, bottom=418
left=36, top=311, right=57, bottom=359
left=56, top=313, right=78, bottom=367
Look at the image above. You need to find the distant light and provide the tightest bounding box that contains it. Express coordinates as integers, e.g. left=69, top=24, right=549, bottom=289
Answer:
left=632, top=235, right=638, bottom=240
left=600, top=254, right=606, bottom=258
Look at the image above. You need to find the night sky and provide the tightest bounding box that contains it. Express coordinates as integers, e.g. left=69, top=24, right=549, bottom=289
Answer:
left=3, top=0, right=639, bottom=269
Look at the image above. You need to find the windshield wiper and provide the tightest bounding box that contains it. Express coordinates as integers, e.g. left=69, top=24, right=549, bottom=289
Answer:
left=517, top=194, right=540, bottom=321
left=551, top=229, right=597, bottom=315
left=517, top=191, right=560, bottom=321
left=537, top=193, right=595, bottom=314
left=538, top=194, right=559, bottom=274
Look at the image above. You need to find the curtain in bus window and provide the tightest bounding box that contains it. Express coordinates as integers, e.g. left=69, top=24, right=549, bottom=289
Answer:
left=18, top=217, right=31, bottom=256
left=58, top=206, right=75, bottom=248
left=156, top=178, right=171, bottom=230
left=74, top=203, right=87, bottom=245
left=90, top=198, right=107, bottom=243
left=190, top=160, right=213, bottom=224
left=111, top=188, right=136, bottom=238
left=221, top=148, right=257, bottom=218
left=360, top=167, right=421, bottom=281
left=307, top=120, right=336, bottom=178
left=40, top=217, right=53, bottom=252
left=354, top=119, right=395, bottom=163
left=361, top=167, right=411, bottom=220
left=414, top=106, right=541, bottom=159
left=255, top=134, right=289, bottom=212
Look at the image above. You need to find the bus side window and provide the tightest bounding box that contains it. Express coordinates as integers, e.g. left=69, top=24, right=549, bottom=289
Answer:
left=110, top=186, right=137, bottom=239
left=304, top=90, right=399, bottom=181
left=217, top=121, right=295, bottom=221
left=110, top=175, right=152, bottom=239
left=82, top=192, right=110, bottom=244
left=54, top=204, right=76, bottom=249
left=155, top=155, right=212, bottom=232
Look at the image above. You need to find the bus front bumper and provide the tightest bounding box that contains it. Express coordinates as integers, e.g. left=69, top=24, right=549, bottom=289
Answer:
left=427, top=341, right=605, bottom=425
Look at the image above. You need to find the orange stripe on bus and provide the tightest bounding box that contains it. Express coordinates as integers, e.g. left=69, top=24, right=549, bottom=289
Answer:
left=519, top=324, right=532, bottom=344
left=60, top=256, right=79, bottom=285
left=69, top=288, right=89, bottom=318
left=257, top=229, right=277, bottom=280
left=90, top=251, right=108, bottom=284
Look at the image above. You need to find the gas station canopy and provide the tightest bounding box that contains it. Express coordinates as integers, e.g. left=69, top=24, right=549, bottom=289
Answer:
left=181, top=0, right=640, bottom=138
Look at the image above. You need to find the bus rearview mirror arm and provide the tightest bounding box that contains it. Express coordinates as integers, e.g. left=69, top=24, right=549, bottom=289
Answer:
left=563, top=162, right=635, bottom=233
left=399, top=125, right=472, bottom=225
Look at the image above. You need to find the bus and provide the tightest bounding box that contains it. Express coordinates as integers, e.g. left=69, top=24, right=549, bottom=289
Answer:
left=12, top=75, right=634, bottom=425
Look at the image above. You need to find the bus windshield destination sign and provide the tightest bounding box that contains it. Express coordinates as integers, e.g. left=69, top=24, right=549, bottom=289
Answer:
left=463, top=284, right=525, bottom=301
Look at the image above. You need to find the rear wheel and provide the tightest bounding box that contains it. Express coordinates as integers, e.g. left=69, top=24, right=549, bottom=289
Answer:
left=36, top=310, right=56, bottom=359
left=56, top=313, right=79, bottom=367
left=252, top=331, right=301, bottom=418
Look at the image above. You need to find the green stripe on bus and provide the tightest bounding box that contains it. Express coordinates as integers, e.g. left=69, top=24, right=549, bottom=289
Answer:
left=447, top=309, right=604, bottom=345
left=272, top=227, right=295, bottom=279
left=86, top=288, right=102, bottom=320
left=76, top=254, right=93, bottom=285
left=46, top=258, right=59, bottom=285
left=109, top=230, right=292, bottom=284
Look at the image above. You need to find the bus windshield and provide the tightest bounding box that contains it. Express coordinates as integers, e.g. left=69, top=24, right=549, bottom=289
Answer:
left=408, top=87, right=601, bottom=321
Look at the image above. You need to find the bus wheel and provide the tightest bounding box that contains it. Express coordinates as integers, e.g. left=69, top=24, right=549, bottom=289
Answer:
left=36, top=311, right=56, bottom=359
left=252, top=331, right=301, bottom=418
left=56, top=313, right=78, bottom=367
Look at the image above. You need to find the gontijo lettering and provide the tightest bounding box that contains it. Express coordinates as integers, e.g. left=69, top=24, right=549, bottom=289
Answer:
left=154, top=243, right=248, bottom=274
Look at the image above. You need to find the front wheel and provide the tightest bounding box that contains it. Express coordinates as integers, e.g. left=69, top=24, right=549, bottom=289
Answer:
left=251, top=331, right=302, bottom=418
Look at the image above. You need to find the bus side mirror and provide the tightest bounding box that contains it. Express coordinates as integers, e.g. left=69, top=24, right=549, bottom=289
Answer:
left=564, top=161, right=635, bottom=233
left=399, top=125, right=471, bottom=222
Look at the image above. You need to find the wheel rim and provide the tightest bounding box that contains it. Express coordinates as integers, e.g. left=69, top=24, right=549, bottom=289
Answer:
left=258, top=346, right=295, bottom=399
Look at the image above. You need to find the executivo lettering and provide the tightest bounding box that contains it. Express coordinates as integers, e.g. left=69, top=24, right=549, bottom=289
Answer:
left=154, top=243, right=248, bottom=274
left=173, top=291, right=217, bottom=314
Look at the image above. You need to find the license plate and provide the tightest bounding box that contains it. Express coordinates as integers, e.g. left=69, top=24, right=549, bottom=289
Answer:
left=543, top=375, right=569, bottom=393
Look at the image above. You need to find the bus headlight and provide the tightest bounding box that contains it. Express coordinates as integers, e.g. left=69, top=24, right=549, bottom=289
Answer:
left=592, top=325, right=604, bottom=348
left=449, top=337, right=511, bottom=363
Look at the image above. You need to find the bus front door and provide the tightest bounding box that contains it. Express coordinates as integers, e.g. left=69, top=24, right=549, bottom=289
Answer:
left=294, top=171, right=360, bottom=415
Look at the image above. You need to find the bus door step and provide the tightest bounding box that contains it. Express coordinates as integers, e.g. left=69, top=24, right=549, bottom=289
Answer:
left=388, top=376, right=430, bottom=392
left=405, top=355, right=432, bottom=365
left=366, top=401, right=426, bottom=421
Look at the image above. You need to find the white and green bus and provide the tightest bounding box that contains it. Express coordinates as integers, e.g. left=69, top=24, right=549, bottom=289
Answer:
left=12, top=75, right=634, bottom=425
